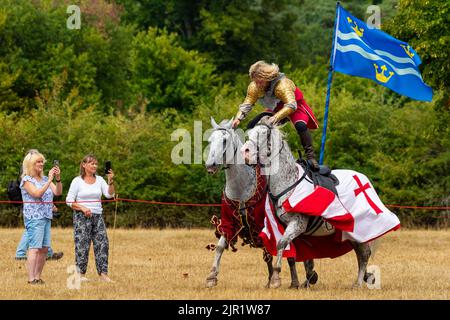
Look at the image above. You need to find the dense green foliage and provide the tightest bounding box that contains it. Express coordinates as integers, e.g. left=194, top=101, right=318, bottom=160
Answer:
left=386, top=0, right=450, bottom=94
left=116, top=0, right=382, bottom=73
left=0, top=0, right=448, bottom=227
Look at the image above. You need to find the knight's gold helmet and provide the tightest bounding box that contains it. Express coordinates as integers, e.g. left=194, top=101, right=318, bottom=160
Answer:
left=249, top=61, right=280, bottom=81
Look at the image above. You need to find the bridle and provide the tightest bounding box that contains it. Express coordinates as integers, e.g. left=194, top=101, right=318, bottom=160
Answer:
left=214, top=127, right=238, bottom=170
left=247, top=123, right=285, bottom=169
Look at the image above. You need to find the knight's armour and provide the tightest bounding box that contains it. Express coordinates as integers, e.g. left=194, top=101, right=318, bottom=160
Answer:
left=236, top=74, right=297, bottom=122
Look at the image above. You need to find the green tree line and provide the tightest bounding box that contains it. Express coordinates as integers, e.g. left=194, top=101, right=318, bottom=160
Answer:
left=0, top=0, right=448, bottom=227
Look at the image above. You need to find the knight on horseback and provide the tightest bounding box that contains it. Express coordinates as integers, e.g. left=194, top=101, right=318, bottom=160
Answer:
left=232, top=61, right=320, bottom=170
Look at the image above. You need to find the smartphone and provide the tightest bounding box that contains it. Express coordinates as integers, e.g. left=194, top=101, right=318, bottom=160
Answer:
left=53, top=160, right=60, bottom=167
left=104, top=160, right=112, bottom=175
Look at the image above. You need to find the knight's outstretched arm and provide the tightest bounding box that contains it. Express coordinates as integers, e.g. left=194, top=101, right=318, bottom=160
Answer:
left=235, top=81, right=262, bottom=121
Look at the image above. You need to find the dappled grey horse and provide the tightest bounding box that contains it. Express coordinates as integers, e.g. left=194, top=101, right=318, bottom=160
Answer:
left=204, top=118, right=303, bottom=289
left=242, top=120, right=380, bottom=288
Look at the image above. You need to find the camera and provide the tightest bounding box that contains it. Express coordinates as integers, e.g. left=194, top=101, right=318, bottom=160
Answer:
left=52, top=204, right=61, bottom=218
left=53, top=159, right=59, bottom=167
left=104, top=160, right=112, bottom=175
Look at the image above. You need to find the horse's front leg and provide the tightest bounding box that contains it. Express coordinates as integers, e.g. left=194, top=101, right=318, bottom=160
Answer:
left=350, top=241, right=371, bottom=288
left=270, top=215, right=306, bottom=289
left=206, top=235, right=227, bottom=288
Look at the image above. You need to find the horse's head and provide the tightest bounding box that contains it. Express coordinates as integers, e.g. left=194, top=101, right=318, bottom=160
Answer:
left=205, top=117, right=241, bottom=174
left=242, top=116, right=283, bottom=174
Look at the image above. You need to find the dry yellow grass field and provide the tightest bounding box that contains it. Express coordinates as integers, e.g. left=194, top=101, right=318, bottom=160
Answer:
left=0, top=228, right=448, bottom=300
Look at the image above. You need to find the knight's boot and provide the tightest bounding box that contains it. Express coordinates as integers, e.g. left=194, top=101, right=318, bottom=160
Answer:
left=299, top=130, right=320, bottom=171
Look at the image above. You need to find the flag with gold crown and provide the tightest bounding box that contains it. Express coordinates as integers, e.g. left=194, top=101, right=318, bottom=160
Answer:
left=332, top=4, right=433, bottom=101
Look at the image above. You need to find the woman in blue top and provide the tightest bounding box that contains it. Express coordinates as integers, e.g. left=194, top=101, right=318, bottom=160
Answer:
left=20, top=151, right=62, bottom=284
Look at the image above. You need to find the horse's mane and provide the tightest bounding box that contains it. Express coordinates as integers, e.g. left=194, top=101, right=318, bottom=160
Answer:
left=214, top=119, right=244, bottom=145
left=256, top=116, right=288, bottom=139
left=256, top=116, right=294, bottom=159
left=273, top=126, right=287, bottom=139
left=218, top=119, right=231, bottom=127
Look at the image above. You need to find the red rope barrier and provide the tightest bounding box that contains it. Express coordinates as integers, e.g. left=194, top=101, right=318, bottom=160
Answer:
left=115, top=198, right=221, bottom=207
left=0, top=199, right=447, bottom=209
left=0, top=198, right=221, bottom=207
left=0, top=200, right=117, bottom=205
left=386, top=204, right=449, bottom=210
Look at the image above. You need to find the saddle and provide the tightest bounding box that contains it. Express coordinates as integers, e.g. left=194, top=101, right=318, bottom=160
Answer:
left=296, top=156, right=339, bottom=195
left=294, top=155, right=340, bottom=235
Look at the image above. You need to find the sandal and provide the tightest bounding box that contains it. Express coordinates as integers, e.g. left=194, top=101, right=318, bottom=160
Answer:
left=46, top=252, right=64, bottom=261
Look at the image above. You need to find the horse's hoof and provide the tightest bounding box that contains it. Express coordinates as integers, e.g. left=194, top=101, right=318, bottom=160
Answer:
left=269, top=281, right=281, bottom=289
left=309, top=271, right=318, bottom=285
left=269, top=277, right=281, bottom=289
left=289, top=282, right=299, bottom=290
left=364, top=273, right=375, bottom=285
left=352, top=282, right=363, bottom=289
left=206, top=278, right=218, bottom=288
left=301, top=280, right=311, bottom=289
left=301, top=271, right=318, bottom=289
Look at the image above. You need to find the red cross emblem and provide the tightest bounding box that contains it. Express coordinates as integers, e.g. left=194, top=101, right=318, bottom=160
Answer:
left=353, top=175, right=382, bottom=214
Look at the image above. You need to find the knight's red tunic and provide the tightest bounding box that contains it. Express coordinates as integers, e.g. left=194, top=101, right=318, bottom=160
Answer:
left=270, top=87, right=318, bottom=129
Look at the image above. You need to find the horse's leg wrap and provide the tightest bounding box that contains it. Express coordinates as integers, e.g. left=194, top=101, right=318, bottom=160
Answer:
left=301, top=259, right=318, bottom=288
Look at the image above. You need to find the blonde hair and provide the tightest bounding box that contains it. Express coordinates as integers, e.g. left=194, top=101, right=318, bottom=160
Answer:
left=249, top=61, right=280, bottom=81
left=22, top=151, right=46, bottom=179
left=80, top=154, right=98, bottom=178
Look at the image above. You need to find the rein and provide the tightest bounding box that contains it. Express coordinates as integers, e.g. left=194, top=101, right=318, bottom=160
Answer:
left=268, top=169, right=307, bottom=206
left=250, top=123, right=285, bottom=168
left=251, top=123, right=307, bottom=207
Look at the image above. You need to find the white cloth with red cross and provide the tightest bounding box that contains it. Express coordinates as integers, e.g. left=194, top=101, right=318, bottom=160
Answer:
left=263, top=165, right=400, bottom=245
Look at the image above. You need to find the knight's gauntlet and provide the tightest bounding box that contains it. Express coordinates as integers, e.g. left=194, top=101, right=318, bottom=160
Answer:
left=235, top=82, right=262, bottom=121
left=236, top=102, right=253, bottom=121
left=236, top=110, right=246, bottom=121
left=273, top=106, right=295, bottom=123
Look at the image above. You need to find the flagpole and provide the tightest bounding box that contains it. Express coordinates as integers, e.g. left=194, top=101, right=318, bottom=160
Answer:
left=319, top=2, right=340, bottom=165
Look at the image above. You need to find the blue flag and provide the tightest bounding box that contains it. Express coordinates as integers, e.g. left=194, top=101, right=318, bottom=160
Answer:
left=332, top=5, right=433, bottom=101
